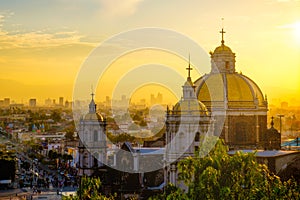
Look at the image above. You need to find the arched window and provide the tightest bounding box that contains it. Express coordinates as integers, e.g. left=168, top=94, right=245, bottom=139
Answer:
left=195, top=132, right=200, bottom=142
left=225, top=61, right=230, bottom=70
left=94, top=130, right=98, bottom=141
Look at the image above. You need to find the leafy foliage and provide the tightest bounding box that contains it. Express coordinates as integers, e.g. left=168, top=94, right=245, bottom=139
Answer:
left=150, top=137, right=299, bottom=199
left=173, top=138, right=299, bottom=200
left=62, top=176, right=115, bottom=200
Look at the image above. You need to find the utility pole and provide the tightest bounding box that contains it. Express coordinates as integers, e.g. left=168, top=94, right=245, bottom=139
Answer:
left=277, top=114, right=285, bottom=134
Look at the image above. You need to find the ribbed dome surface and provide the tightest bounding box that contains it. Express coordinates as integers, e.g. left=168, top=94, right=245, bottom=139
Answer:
left=194, top=72, right=266, bottom=109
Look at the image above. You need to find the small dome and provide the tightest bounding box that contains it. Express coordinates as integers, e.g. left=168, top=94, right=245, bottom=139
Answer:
left=213, top=44, right=233, bottom=54
left=84, top=112, right=104, bottom=121
left=194, top=72, right=267, bottom=109
left=173, top=99, right=208, bottom=116
left=183, top=78, right=193, bottom=87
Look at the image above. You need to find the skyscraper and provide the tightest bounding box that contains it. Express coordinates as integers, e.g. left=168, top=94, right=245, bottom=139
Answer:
left=29, top=99, right=37, bottom=107
left=59, top=97, right=64, bottom=106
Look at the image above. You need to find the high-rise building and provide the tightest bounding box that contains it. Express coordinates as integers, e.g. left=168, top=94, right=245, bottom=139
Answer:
left=29, top=99, right=37, bottom=107
left=45, top=98, right=52, bottom=106
left=157, top=93, right=163, bottom=104
left=59, top=97, right=64, bottom=106
left=150, top=93, right=163, bottom=105
left=65, top=100, right=70, bottom=108
left=4, top=98, right=10, bottom=107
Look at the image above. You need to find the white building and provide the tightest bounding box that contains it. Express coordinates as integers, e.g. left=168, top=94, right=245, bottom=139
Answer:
left=165, top=63, right=212, bottom=186
left=77, top=93, right=107, bottom=177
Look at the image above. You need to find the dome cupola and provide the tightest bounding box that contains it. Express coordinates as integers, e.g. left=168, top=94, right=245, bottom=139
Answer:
left=210, top=28, right=236, bottom=74
left=84, top=92, right=104, bottom=121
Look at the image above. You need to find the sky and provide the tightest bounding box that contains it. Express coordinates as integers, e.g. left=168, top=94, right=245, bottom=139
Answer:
left=0, top=0, right=299, bottom=106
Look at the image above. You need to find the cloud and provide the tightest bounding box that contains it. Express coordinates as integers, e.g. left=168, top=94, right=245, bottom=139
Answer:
left=99, top=0, right=144, bottom=18
left=0, top=15, right=89, bottom=49
left=0, top=30, right=84, bottom=49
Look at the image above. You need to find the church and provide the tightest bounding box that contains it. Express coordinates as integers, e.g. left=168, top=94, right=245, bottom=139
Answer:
left=148, top=28, right=271, bottom=153
left=77, top=93, right=107, bottom=177
left=193, top=29, right=269, bottom=150
left=75, top=28, right=285, bottom=195
left=164, top=28, right=281, bottom=186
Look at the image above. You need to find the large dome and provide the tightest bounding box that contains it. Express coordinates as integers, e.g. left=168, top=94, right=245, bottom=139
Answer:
left=194, top=72, right=267, bottom=109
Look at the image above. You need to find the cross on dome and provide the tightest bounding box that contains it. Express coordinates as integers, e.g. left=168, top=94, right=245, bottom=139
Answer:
left=186, top=54, right=193, bottom=79
left=220, top=18, right=226, bottom=45
left=271, top=116, right=274, bottom=128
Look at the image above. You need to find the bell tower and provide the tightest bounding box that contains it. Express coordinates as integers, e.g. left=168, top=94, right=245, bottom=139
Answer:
left=77, top=92, right=107, bottom=177
left=210, top=27, right=236, bottom=74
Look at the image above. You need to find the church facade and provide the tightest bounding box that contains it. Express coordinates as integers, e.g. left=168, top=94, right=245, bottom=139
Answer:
left=165, top=29, right=272, bottom=185
left=165, top=62, right=213, bottom=185
left=77, top=94, right=107, bottom=177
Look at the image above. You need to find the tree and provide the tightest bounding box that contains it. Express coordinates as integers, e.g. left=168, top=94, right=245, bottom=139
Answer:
left=51, top=110, right=62, bottom=122
left=62, top=176, right=115, bottom=200
left=153, top=137, right=299, bottom=200
left=180, top=138, right=299, bottom=199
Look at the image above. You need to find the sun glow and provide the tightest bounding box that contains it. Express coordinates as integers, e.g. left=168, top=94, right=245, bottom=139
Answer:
left=293, top=22, right=300, bottom=43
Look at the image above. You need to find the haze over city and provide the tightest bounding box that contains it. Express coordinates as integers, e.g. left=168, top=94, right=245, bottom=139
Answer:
left=1, top=1, right=300, bottom=199
left=0, top=0, right=299, bottom=106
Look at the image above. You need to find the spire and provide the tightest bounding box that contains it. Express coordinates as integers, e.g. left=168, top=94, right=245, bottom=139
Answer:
left=91, top=91, right=95, bottom=100
left=91, top=85, right=95, bottom=100
left=89, top=89, right=96, bottom=113
left=220, top=18, right=226, bottom=45
left=183, top=54, right=196, bottom=99
left=186, top=54, right=193, bottom=80
left=270, top=116, right=274, bottom=128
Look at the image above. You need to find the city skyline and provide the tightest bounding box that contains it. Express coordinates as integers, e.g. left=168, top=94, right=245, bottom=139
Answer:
left=0, top=1, right=299, bottom=106
left=0, top=92, right=167, bottom=107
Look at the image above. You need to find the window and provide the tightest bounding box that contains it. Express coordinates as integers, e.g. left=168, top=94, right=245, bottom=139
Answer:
left=93, top=152, right=99, bottom=167
left=225, top=61, right=230, bottom=70
left=195, top=132, right=200, bottom=142
left=94, top=130, right=98, bottom=141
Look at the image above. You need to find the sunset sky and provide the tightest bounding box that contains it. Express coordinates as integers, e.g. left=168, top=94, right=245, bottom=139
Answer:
left=0, top=0, right=299, bottom=106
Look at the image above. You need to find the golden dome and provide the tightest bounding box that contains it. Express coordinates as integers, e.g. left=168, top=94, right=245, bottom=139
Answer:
left=213, top=44, right=233, bottom=54
left=194, top=73, right=267, bottom=109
